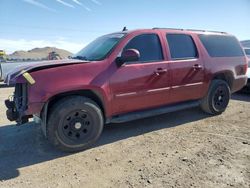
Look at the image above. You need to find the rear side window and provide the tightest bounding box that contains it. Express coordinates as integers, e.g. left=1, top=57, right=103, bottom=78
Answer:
left=199, top=35, right=244, bottom=57
left=166, top=34, right=198, bottom=59
left=124, top=34, right=163, bottom=62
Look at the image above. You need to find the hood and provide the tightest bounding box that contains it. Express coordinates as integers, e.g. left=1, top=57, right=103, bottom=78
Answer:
left=4, top=59, right=88, bottom=85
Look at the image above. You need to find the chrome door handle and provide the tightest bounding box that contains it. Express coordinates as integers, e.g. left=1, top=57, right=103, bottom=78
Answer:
left=155, top=68, right=168, bottom=76
left=193, top=64, right=202, bottom=70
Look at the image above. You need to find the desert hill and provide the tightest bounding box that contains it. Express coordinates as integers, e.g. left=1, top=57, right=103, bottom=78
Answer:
left=7, top=47, right=73, bottom=60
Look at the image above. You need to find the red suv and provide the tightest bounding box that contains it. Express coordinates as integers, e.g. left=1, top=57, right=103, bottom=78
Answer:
left=5, top=28, right=248, bottom=152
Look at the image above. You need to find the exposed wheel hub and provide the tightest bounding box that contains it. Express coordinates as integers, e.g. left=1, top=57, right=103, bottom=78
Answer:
left=218, top=96, right=222, bottom=101
left=74, top=122, right=82, bottom=130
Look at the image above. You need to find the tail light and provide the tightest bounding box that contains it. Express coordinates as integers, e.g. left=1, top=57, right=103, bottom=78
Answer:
left=236, top=61, right=248, bottom=75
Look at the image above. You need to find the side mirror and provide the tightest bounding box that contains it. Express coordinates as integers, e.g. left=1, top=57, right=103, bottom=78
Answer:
left=116, top=49, right=140, bottom=67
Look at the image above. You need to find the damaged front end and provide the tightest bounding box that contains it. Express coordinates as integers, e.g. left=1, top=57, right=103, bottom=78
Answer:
left=4, top=67, right=37, bottom=125
left=4, top=59, right=86, bottom=126
left=5, top=83, right=30, bottom=124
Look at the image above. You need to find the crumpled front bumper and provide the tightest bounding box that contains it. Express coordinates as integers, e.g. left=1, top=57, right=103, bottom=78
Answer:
left=5, top=99, right=18, bottom=121
left=5, top=83, right=30, bottom=125
left=5, top=99, right=29, bottom=124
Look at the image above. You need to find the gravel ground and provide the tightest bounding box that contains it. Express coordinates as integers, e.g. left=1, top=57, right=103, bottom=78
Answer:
left=0, top=86, right=249, bottom=188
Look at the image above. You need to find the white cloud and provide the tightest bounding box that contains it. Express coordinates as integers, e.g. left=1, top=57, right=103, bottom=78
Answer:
left=71, top=0, right=91, bottom=11
left=0, top=38, right=85, bottom=54
left=90, top=0, right=101, bottom=5
left=72, top=0, right=82, bottom=6
left=23, top=0, right=56, bottom=12
left=56, top=0, right=75, bottom=8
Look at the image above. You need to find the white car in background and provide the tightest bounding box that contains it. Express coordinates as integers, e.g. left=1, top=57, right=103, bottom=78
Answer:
left=0, top=61, right=50, bottom=81
left=243, top=48, right=250, bottom=92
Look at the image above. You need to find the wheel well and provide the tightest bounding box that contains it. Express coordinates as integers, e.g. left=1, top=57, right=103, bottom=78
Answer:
left=47, top=90, right=105, bottom=117
left=213, top=72, right=233, bottom=89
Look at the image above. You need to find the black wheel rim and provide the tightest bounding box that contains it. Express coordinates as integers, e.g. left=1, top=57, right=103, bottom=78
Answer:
left=212, top=85, right=229, bottom=111
left=60, top=109, right=94, bottom=143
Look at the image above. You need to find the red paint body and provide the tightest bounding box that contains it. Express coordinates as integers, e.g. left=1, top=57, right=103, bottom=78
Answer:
left=6, top=29, right=248, bottom=120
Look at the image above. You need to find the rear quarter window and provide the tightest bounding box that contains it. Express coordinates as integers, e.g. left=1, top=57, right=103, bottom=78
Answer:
left=199, top=35, right=244, bottom=57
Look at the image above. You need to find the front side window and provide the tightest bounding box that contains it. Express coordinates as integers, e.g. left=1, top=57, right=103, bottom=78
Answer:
left=166, top=34, right=198, bottom=60
left=124, top=34, right=163, bottom=62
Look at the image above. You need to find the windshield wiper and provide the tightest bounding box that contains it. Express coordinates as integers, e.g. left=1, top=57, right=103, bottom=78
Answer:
left=72, top=56, right=89, bottom=61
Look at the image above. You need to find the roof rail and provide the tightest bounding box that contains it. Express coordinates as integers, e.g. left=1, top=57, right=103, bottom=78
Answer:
left=185, top=29, right=206, bottom=32
left=153, top=27, right=227, bottom=34
left=152, top=27, right=184, bottom=31
left=186, top=29, right=227, bottom=34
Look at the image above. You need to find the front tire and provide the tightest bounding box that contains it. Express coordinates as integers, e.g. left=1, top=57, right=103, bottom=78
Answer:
left=200, top=80, right=231, bottom=115
left=47, top=96, right=103, bottom=152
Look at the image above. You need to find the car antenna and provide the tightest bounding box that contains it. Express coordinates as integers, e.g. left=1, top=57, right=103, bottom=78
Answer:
left=122, top=26, right=127, bottom=31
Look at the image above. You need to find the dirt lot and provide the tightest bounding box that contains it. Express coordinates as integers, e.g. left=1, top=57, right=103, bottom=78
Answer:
left=0, top=86, right=249, bottom=188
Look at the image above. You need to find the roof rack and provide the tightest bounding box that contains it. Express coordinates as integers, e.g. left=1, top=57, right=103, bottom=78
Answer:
left=186, top=29, right=227, bottom=34
left=152, top=27, right=184, bottom=31
left=153, top=28, right=227, bottom=34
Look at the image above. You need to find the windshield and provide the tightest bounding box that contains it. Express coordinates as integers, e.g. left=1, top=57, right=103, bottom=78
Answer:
left=72, top=33, right=125, bottom=61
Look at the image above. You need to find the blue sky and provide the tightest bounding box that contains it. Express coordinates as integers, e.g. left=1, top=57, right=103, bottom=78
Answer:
left=0, top=0, right=249, bottom=53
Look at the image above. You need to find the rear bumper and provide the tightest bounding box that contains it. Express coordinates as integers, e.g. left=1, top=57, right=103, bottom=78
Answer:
left=231, top=76, right=248, bottom=93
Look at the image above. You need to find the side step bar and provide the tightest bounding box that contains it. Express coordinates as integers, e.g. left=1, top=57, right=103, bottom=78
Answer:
left=107, top=100, right=200, bottom=123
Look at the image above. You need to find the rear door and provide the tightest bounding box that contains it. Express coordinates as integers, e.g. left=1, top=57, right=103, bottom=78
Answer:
left=109, top=33, right=171, bottom=115
left=165, top=33, right=205, bottom=103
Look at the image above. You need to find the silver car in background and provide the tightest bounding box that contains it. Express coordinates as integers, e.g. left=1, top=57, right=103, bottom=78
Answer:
left=243, top=48, right=250, bottom=92
left=0, top=61, right=41, bottom=81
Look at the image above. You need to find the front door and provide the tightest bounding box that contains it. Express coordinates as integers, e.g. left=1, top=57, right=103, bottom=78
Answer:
left=109, top=33, right=171, bottom=115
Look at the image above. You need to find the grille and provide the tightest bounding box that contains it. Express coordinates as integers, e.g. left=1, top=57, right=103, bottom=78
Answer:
left=14, top=83, right=28, bottom=111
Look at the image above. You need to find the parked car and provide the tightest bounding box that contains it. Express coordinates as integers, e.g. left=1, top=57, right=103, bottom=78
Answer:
left=4, top=28, right=248, bottom=152
left=0, top=50, right=6, bottom=62
left=244, top=48, right=250, bottom=57
left=241, top=48, right=250, bottom=92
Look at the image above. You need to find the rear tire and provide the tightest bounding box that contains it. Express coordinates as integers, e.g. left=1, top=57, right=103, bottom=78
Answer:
left=47, top=96, right=103, bottom=152
left=200, top=80, right=230, bottom=115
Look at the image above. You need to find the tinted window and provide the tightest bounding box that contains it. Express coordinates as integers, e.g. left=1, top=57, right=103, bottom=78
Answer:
left=166, top=34, right=198, bottom=59
left=199, top=35, right=244, bottom=57
left=124, top=34, right=163, bottom=62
